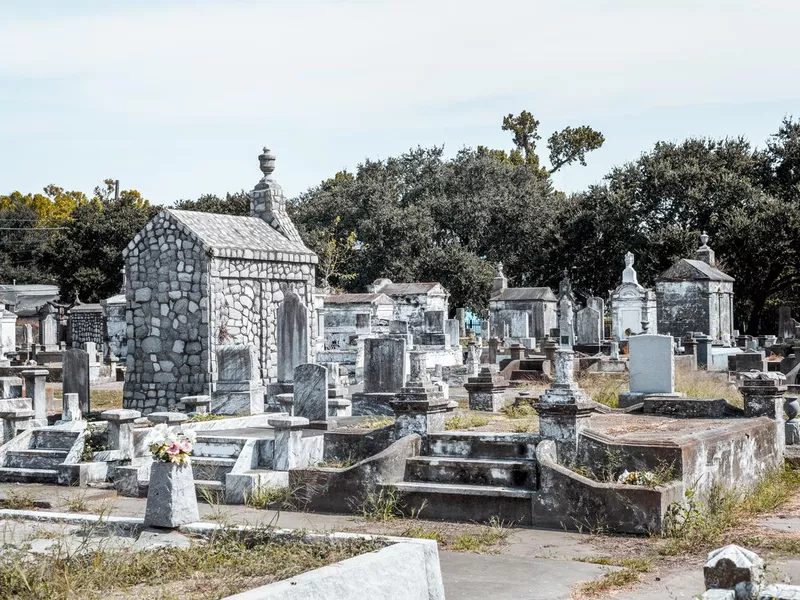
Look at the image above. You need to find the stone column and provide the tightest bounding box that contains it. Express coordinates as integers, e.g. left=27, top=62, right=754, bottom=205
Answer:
left=509, top=343, right=525, bottom=361
left=391, top=353, right=448, bottom=451
left=543, top=338, right=559, bottom=364
left=466, top=342, right=482, bottom=376
left=268, top=415, right=310, bottom=470
left=684, top=336, right=698, bottom=360
left=533, top=348, right=593, bottom=464
left=21, top=369, right=48, bottom=426
left=696, top=335, right=713, bottom=368
left=464, top=367, right=508, bottom=412
left=103, top=408, right=141, bottom=459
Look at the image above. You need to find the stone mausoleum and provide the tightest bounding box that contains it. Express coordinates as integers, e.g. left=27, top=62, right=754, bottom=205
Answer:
left=488, top=262, right=557, bottom=341
left=609, top=252, right=657, bottom=341
left=123, top=147, right=318, bottom=412
left=656, top=233, right=734, bottom=342
left=366, top=279, right=449, bottom=341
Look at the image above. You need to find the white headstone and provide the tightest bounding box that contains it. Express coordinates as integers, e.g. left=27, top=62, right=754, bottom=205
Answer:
left=629, top=334, right=674, bottom=394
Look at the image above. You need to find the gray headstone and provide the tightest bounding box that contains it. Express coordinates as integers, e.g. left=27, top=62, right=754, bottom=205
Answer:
left=779, top=306, right=794, bottom=340
left=218, top=344, right=258, bottom=382
left=276, top=292, right=308, bottom=382
left=629, top=334, right=674, bottom=394
left=363, top=337, right=406, bottom=393
left=40, top=313, right=58, bottom=346
left=424, top=311, right=445, bottom=334
left=63, top=348, right=90, bottom=414
left=576, top=306, right=602, bottom=345
left=62, top=392, right=81, bottom=421
left=355, top=313, right=371, bottom=333
left=445, top=319, right=460, bottom=347
left=293, top=363, right=328, bottom=421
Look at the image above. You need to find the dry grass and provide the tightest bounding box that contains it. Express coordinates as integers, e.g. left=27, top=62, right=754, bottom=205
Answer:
left=53, top=389, right=123, bottom=412
left=445, top=413, right=490, bottom=430
left=339, top=416, right=394, bottom=431
left=0, top=527, right=380, bottom=600
left=675, top=368, right=742, bottom=407
left=577, top=375, right=626, bottom=408
left=576, top=557, right=653, bottom=597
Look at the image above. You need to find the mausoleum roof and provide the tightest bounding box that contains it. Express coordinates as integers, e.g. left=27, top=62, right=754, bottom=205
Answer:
left=657, top=258, right=734, bottom=283
left=490, top=287, right=557, bottom=302
left=0, top=284, right=60, bottom=316
left=377, top=282, right=445, bottom=296
left=325, top=293, right=394, bottom=305
left=126, top=209, right=317, bottom=264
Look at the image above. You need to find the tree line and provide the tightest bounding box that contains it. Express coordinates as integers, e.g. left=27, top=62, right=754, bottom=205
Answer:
left=2, top=115, right=798, bottom=334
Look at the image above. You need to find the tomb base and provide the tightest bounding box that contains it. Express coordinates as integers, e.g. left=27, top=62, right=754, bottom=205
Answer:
left=786, top=421, right=800, bottom=445
left=464, top=367, right=508, bottom=412
left=211, top=382, right=265, bottom=415
left=618, top=391, right=684, bottom=409
left=351, top=392, right=397, bottom=416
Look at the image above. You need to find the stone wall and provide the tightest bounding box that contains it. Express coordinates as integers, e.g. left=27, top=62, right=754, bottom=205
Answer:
left=68, top=306, right=105, bottom=347
left=123, top=214, right=211, bottom=411
left=209, top=257, right=316, bottom=383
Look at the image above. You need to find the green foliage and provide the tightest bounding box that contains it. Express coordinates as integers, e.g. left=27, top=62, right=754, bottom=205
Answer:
left=174, top=191, right=249, bottom=215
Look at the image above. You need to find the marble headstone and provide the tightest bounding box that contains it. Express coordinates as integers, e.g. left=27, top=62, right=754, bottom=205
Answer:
left=293, top=363, right=327, bottom=421
left=63, top=348, right=90, bottom=414
left=276, top=291, right=308, bottom=383
left=363, top=337, right=406, bottom=393
left=629, top=334, right=674, bottom=394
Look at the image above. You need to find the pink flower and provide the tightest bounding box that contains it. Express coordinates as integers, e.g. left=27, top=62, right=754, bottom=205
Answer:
left=165, top=441, right=181, bottom=456
left=178, top=440, right=192, bottom=454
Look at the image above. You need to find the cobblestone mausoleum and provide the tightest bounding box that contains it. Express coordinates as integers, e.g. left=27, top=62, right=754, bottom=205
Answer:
left=122, top=148, right=318, bottom=412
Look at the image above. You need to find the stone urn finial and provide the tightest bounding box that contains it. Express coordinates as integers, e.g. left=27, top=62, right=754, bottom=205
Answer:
left=700, top=231, right=709, bottom=247
left=258, top=146, right=276, bottom=179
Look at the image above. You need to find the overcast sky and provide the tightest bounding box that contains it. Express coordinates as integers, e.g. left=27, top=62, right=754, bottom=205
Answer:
left=1, top=0, right=798, bottom=204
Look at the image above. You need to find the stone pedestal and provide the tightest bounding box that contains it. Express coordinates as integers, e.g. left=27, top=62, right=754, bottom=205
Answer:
left=0, top=399, right=34, bottom=443
left=144, top=461, right=200, bottom=528
left=533, top=401, right=594, bottom=465
left=62, top=392, right=82, bottom=422
left=464, top=367, right=509, bottom=412
left=180, top=395, right=210, bottom=414
left=543, top=338, right=559, bottom=364
left=103, top=408, right=141, bottom=459
left=740, top=373, right=785, bottom=418
left=0, top=377, right=23, bottom=399
left=21, top=369, right=49, bottom=426
left=391, top=351, right=448, bottom=449
left=268, top=415, right=309, bottom=470
left=509, top=344, right=525, bottom=361
left=466, top=342, right=482, bottom=376
left=703, top=544, right=764, bottom=598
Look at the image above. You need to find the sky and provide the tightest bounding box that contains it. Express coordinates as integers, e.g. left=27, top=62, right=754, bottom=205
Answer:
left=1, top=0, right=799, bottom=205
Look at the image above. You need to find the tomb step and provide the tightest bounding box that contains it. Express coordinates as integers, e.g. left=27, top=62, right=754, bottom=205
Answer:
left=509, top=371, right=545, bottom=381
left=387, top=481, right=534, bottom=525
left=517, top=360, right=545, bottom=371
left=4, top=449, right=68, bottom=470
left=192, top=436, right=248, bottom=459
left=427, top=432, right=539, bottom=460
left=30, top=429, right=79, bottom=450
left=194, top=479, right=226, bottom=501
left=190, top=457, right=237, bottom=484
left=0, top=466, right=60, bottom=484
left=405, top=456, right=536, bottom=488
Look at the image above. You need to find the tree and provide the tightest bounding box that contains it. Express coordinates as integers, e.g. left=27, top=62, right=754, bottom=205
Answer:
left=174, top=191, right=249, bottom=215
left=500, top=110, right=605, bottom=174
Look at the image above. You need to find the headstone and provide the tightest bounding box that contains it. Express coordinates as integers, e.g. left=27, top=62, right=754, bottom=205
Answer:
left=355, top=313, right=371, bottom=334
left=63, top=348, right=90, bottom=414
left=576, top=306, right=602, bottom=345
left=293, top=363, right=327, bottom=421
left=23, top=324, right=33, bottom=351
left=39, top=308, right=58, bottom=347
left=212, top=344, right=265, bottom=415
left=21, top=369, right=49, bottom=425
left=389, top=320, right=408, bottom=335
left=445, top=319, right=460, bottom=347
left=703, top=544, right=764, bottom=596
left=363, top=337, right=406, bottom=393
left=610, top=341, right=620, bottom=361
left=629, top=334, right=674, bottom=394
left=276, top=291, right=308, bottom=383
left=696, top=334, right=713, bottom=368
left=424, top=311, right=445, bottom=334
left=456, top=308, right=466, bottom=337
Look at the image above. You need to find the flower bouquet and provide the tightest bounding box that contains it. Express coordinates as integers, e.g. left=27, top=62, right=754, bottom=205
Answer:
left=149, top=424, right=197, bottom=466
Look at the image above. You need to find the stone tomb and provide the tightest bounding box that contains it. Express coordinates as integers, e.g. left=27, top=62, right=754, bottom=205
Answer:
left=352, top=337, right=408, bottom=416
left=211, top=344, right=265, bottom=415
left=464, top=366, right=509, bottom=412
left=576, top=298, right=603, bottom=346
left=293, top=363, right=327, bottom=422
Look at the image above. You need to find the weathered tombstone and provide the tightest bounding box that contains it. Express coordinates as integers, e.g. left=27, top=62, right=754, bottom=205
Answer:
left=576, top=306, right=602, bottom=346
left=696, top=334, right=713, bottom=368
left=276, top=291, right=308, bottom=383
left=62, top=392, right=82, bottom=422
left=212, top=344, right=265, bottom=415
left=629, top=334, right=674, bottom=394
left=293, top=363, right=328, bottom=422
left=39, top=307, right=58, bottom=348
left=389, top=320, right=408, bottom=335
left=363, top=338, right=406, bottom=393
left=23, top=324, right=33, bottom=351
left=703, top=544, right=764, bottom=597
left=355, top=313, right=371, bottom=334
left=63, top=348, right=90, bottom=414
left=445, top=319, right=460, bottom=348
left=456, top=308, right=466, bottom=337
left=779, top=306, right=794, bottom=340
left=424, top=310, right=445, bottom=334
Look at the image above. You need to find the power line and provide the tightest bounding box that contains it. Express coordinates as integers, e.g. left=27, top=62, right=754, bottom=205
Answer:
left=0, top=227, right=67, bottom=230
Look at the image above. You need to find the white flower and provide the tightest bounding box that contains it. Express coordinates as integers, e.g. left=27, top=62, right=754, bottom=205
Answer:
left=183, top=428, right=197, bottom=444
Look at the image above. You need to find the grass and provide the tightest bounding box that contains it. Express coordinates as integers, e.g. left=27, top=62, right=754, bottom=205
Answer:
left=316, top=454, right=357, bottom=469
left=339, top=416, right=394, bottom=430
left=660, top=466, right=800, bottom=556
left=356, top=487, right=410, bottom=521
left=577, top=375, right=626, bottom=408
left=445, top=414, right=490, bottom=430
left=675, top=368, right=742, bottom=407
left=244, top=485, right=299, bottom=510
left=576, top=557, right=653, bottom=597
left=63, top=491, right=89, bottom=513
left=186, top=413, right=228, bottom=423
left=501, top=403, right=537, bottom=419
left=53, top=388, right=123, bottom=413
left=0, top=490, right=38, bottom=510
left=447, top=517, right=509, bottom=552
left=0, top=527, right=381, bottom=600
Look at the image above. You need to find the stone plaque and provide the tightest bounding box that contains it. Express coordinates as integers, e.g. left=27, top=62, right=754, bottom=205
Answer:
left=363, top=338, right=406, bottom=393
left=276, top=292, right=308, bottom=383
left=63, top=348, right=90, bottom=414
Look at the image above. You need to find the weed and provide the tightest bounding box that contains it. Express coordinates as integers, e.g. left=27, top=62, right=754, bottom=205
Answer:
left=316, top=454, right=357, bottom=469
left=675, top=369, right=742, bottom=407
left=501, top=404, right=537, bottom=419
left=445, top=414, right=490, bottom=430
left=577, top=557, right=653, bottom=597
left=79, top=424, right=107, bottom=462
left=448, top=517, right=509, bottom=553
left=578, top=375, right=626, bottom=408
left=63, top=491, right=89, bottom=513
left=244, top=485, right=297, bottom=510
left=0, top=490, right=37, bottom=510
left=511, top=420, right=537, bottom=433
left=186, top=413, right=227, bottom=423
left=399, top=525, right=444, bottom=542
left=355, top=487, right=412, bottom=521
left=340, top=416, right=394, bottom=431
